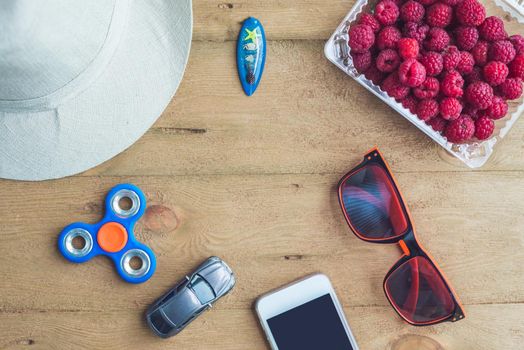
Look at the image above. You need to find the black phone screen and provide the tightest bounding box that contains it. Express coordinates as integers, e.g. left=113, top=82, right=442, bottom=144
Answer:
left=267, top=293, right=354, bottom=350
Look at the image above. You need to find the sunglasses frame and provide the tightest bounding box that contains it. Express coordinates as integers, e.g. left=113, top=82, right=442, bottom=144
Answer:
left=337, top=147, right=465, bottom=326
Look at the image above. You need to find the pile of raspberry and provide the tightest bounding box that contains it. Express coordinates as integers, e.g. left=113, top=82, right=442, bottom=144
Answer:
left=348, top=0, right=524, bottom=143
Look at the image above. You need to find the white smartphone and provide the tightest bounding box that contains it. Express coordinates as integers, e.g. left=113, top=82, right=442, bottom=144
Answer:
left=255, top=274, right=359, bottom=350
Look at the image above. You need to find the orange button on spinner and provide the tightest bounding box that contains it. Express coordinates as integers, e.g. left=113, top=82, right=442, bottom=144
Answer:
left=97, top=222, right=128, bottom=253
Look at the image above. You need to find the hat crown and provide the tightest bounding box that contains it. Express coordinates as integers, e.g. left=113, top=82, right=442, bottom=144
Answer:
left=0, top=0, right=119, bottom=102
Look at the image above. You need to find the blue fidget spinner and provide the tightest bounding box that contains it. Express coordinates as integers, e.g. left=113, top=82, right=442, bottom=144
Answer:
left=58, top=184, right=156, bottom=284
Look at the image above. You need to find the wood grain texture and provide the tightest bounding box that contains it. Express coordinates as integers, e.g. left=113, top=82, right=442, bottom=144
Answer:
left=1, top=0, right=524, bottom=349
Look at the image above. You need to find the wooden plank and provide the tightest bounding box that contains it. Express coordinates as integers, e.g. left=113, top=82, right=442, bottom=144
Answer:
left=82, top=40, right=524, bottom=177
left=192, top=1, right=524, bottom=40
left=0, top=173, right=522, bottom=313
left=0, top=305, right=522, bottom=349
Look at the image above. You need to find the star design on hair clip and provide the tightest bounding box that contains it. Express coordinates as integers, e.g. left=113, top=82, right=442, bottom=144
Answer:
left=244, top=28, right=258, bottom=43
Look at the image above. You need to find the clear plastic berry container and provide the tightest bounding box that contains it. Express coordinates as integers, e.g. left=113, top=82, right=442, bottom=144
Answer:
left=324, top=0, right=524, bottom=168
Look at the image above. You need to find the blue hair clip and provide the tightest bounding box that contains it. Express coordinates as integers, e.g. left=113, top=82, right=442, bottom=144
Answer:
left=58, top=184, right=156, bottom=284
left=237, top=17, right=266, bottom=96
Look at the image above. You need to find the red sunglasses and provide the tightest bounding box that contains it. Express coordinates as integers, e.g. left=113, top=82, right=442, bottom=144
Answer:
left=338, top=147, right=465, bottom=326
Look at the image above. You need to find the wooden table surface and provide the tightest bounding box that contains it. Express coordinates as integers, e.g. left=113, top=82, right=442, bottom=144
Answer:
left=1, top=1, right=523, bottom=349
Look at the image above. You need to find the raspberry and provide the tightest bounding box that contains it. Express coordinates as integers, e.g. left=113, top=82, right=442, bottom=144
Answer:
left=398, top=58, right=427, bottom=87
left=440, top=97, right=463, bottom=120
left=349, top=25, right=375, bottom=53
left=401, top=95, right=418, bottom=113
left=443, top=46, right=460, bottom=71
left=426, top=3, right=453, bottom=28
left=398, top=38, right=420, bottom=59
left=358, top=13, right=381, bottom=33
left=416, top=99, right=439, bottom=120
left=441, top=70, right=464, bottom=97
left=465, top=66, right=483, bottom=84
left=485, top=95, right=508, bottom=119
left=352, top=51, right=373, bottom=73
left=445, top=115, right=475, bottom=142
left=454, top=26, right=479, bottom=51
left=471, top=41, right=489, bottom=66
left=428, top=116, right=448, bottom=132
left=498, top=78, right=523, bottom=100
left=489, top=40, right=516, bottom=64
left=376, top=49, right=401, bottom=72
left=465, top=81, right=494, bottom=109
left=456, top=0, right=486, bottom=27
left=420, top=52, right=443, bottom=76
left=413, top=77, right=440, bottom=99
left=456, top=51, right=475, bottom=75
left=483, top=61, right=509, bottom=86
left=509, top=54, right=524, bottom=79
left=400, top=1, right=425, bottom=23
left=424, top=27, right=450, bottom=52
left=364, top=65, right=386, bottom=84
left=510, top=35, right=524, bottom=55
left=377, top=26, right=402, bottom=50
left=375, top=0, right=400, bottom=26
left=474, top=116, right=495, bottom=140
left=403, top=22, right=429, bottom=43
left=478, top=16, right=507, bottom=42
left=381, top=72, right=410, bottom=100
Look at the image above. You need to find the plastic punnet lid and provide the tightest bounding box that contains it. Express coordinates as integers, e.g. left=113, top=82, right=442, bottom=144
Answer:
left=495, top=0, right=524, bottom=22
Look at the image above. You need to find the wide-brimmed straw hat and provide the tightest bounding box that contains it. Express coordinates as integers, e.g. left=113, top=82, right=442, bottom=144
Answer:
left=0, top=0, right=192, bottom=180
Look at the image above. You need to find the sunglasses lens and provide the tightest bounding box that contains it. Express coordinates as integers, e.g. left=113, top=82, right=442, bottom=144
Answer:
left=385, top=256, right=455, bottom=324
left=340, top=164, right=408, bottom=240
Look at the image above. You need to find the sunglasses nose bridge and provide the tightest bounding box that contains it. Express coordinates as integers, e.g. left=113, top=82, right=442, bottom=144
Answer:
left=400, top=229, right=428, bottom=258
left=398, top=239, right=411, bottom=256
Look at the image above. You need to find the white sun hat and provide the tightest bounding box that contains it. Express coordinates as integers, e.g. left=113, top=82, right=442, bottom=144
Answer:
left=0, top=0, right=192, bottom=180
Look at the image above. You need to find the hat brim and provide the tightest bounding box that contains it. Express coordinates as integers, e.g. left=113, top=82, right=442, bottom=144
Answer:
left=0, top=0, right=192, bottom=181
